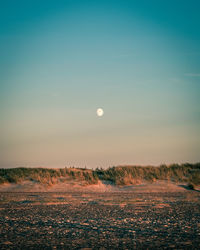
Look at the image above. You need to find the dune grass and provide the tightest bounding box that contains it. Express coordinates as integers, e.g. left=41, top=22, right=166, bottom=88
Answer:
left=96, top=163, right=200, bottom=186
left=0, top=163, right=200, bottom=187
left=0, top=167, right=98, bottom=186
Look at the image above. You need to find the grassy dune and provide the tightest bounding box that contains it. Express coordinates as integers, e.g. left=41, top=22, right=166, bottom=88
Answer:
left=0, top=163, right=200, bottom=188
left=0, top=167, right=98, bottom=186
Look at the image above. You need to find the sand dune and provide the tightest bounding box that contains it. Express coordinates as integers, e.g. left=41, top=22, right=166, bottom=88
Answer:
left=0, top=180, right=192, bottom=193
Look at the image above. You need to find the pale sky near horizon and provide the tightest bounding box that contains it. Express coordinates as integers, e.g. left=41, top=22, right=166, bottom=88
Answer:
left=0, top=0, right=200, bottom=168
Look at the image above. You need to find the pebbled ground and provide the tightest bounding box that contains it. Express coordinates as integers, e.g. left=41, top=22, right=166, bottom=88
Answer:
left=0, top=184, right=200, bottom=249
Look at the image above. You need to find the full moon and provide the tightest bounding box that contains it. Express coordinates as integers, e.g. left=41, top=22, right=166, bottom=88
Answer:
left=97, top=108, right=104, bottom=117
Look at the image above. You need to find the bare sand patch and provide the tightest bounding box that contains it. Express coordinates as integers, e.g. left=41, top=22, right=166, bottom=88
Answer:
left=0, top=180, right=193, bottom=193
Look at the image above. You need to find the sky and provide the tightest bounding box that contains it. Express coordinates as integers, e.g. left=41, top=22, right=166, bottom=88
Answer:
left=0, top=0, right=200, bottom=168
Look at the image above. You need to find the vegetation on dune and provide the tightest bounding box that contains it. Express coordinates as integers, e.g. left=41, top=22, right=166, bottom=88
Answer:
left=0, top=167, right=98, bottom=186
left=95, top=163, right=200, bottom=186
left=0, top=163, right=200, bottom=188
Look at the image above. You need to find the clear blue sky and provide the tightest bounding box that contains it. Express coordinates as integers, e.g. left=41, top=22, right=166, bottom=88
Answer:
left=0, top=0, right=200, bottom=168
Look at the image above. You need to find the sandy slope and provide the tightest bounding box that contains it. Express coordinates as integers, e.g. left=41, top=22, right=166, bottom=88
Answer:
left=0, top=180, right=191, bottom=193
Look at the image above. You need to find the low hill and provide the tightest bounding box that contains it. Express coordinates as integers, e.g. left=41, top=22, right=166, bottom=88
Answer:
left=0, top=163, right=200, bottom=191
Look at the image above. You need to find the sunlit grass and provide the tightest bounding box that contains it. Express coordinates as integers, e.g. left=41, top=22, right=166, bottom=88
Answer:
left=0, top=163, right=200, bottom=188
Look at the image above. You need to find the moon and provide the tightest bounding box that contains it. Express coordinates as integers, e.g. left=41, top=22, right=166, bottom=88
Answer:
left=97, top=108, right=104, bottom=117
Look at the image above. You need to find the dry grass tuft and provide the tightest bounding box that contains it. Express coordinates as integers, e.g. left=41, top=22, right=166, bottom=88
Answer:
left=0, top=163, right=200, bottom=187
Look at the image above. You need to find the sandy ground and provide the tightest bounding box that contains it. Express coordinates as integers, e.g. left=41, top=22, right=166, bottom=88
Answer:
left=0, top=180, right=193, bottom=193
left=0, top=183, right=200, bottom=249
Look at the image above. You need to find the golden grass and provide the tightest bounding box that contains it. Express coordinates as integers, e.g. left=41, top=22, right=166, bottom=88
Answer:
left=0, top=163, right=199, bottom=188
